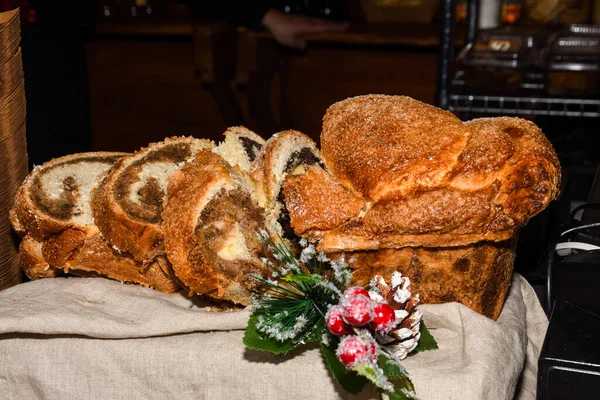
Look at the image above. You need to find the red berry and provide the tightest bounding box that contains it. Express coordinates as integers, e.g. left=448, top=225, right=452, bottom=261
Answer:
left=371, top=302, right=396, bottom=332
left=326, top=305, right=350, bottom=335
left=336, top=335, right=377, bottom=368
left=342, top=294, right=373, bottom=326
left=343, top=286, right=370, bottom=299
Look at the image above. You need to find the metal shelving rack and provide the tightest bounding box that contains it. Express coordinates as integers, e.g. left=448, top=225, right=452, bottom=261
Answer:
left=450, top=95, right=600, bottom=117
left=435, top=0, right=600, bottom=118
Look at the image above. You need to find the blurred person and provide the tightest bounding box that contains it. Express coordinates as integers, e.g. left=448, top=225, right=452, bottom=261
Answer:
left=261, top=7, right=349, bottom=49
left=182, top=1, right=349, bottom=134
left=13, top=1, right=346, bottom=165
left=182, top=1, right=349, bottom=49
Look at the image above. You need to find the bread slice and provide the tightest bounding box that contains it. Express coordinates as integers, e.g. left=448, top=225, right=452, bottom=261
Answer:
left=62, top=235, right=181, bottom=293
left=251, top=130, right=325, bottom=240
left=92, top=137, right=215, bottom=262
left=213, top=126, right=265, bottom=174
left=213, top=126, right=266, bottom=206
left=19, top=235, right=62, bottom=280
left=19, top=233, right=180, bottom=293
left=10, top=152, right=129, bottom=241
left=163, top=149, right=272, bottom=305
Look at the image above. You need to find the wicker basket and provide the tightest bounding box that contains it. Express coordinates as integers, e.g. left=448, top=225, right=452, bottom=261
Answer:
left=0, top=8, right=27, bottom=291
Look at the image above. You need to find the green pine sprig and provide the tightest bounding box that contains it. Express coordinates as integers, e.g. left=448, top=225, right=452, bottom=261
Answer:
left=246, top=231, right=346, bottom=348
left=244, top=232, right=437, bottom=398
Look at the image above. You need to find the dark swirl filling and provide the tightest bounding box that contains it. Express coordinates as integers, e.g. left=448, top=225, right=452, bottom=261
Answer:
left=239, top=137, right=263, bottom=162
left=30, top=155, right=123, bottom=221
left=191, top=188, right=270, bottom=292
left=114, top=143, right=192, bottom=224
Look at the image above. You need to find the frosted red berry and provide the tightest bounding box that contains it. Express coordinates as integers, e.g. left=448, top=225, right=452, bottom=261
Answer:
left=342, top=294, right=373, bottom=326
left=343, top=286, right=370, bottom=299
left=326, top=305, right=350, bottom=335
left=336, top=335, right=377, bottom=368
left=372, top=302, right=396, bottom=332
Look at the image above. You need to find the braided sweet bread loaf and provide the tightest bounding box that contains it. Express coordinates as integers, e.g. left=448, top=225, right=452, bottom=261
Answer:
left=282, top=95, right=561, bottom=319
left=284, top=95, right=560, bottom=252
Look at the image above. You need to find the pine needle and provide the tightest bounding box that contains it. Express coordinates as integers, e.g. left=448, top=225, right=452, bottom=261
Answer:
left=250, top=233, right=352, bottom=344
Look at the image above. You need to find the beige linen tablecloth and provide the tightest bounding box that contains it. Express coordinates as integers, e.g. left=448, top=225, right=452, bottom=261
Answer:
left=0, top=273, right=547, bottom=400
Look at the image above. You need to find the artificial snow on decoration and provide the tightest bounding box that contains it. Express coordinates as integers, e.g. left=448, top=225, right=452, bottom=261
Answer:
left=243, top=232, right=438, bottom=399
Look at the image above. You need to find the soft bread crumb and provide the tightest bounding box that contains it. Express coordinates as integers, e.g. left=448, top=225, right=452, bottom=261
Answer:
left=216, top=222, right=253, bottom=261
left=38, top=161, right=115, bottom=226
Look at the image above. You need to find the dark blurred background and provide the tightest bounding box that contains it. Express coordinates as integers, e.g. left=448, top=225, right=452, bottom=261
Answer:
left=10, top=0, right=446, bottom=162
left=11, top=1, right=600, bottom=165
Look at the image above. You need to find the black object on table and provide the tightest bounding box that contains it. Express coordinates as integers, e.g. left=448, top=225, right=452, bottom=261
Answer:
left=552, top=250, right=600, bottom=317
left=538, top=164, right=600, bottom=399
left=538, top=299, right=600, bottom=400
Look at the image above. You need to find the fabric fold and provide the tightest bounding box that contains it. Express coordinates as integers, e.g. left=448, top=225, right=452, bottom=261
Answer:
left=0, top=277, right=250, bottom=338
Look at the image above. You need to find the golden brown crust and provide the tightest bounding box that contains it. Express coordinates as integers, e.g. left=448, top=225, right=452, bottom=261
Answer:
left=321, top=95, right=469, bottom=201
left=41, top=228, right=90, bottom=267
left=163, top=150, right=271, bottom=305
left=10, top=152, right=128, bottom=241
left=18, top=233, right=180, bottom=293
left=251, top=129, right=323, bottom=207
left=9, top=209, right=27, bottom=238
left=19, top=235, right=62, bottom=280
left=62, top=235, right=181, bottom=294
left=92, top=137, right=214, bottom=262
left=342, top=238, right=517, bottom=320
left=282, top=166, right=365, bottom=236
left=214, top=126, right=266, bottom=170
left=306, top=111, right=561, bottom=252
left=458, top=117, right=561, bottom=227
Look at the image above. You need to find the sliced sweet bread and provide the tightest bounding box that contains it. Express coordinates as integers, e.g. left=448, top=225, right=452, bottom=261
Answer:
left=251, top=130, right=326, bottom=240
left=18, top=233, right=180, bottom=293
left=213, top=126, right=266, bottom=206
left=162, top=149, right=272, bottom=305
left=92, top=137, right=215, bottom=262
left=10, top=151, right=181, bottom=292
left=61, top=235, right=181, bottom=293
left=19, top=235, right=62, bottom=280
left=10, top=152, right=129, bottom=241
left=213, top=126, right=265, bottom=174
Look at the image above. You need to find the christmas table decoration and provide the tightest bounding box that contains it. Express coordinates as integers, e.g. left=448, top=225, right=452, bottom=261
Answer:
left=244, top=232, right=438, bottom=399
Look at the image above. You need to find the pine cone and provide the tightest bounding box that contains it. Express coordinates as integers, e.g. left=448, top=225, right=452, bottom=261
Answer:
left=369, top=272, right=423, bottom=360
